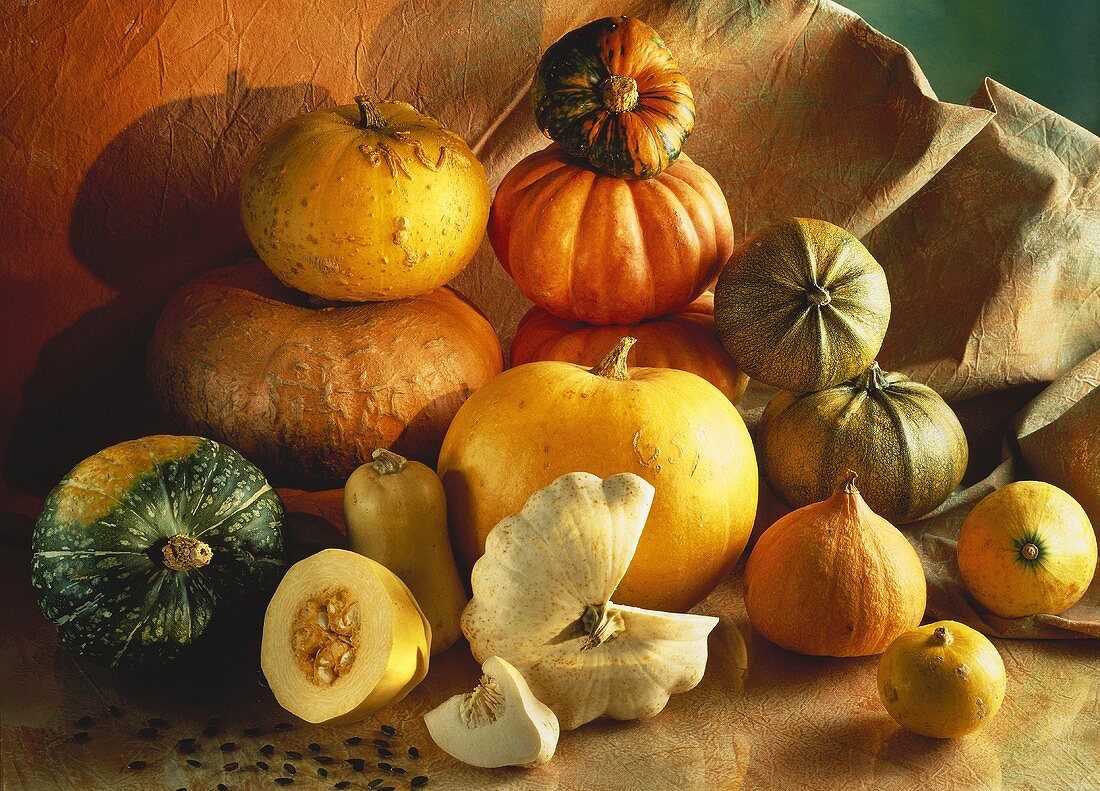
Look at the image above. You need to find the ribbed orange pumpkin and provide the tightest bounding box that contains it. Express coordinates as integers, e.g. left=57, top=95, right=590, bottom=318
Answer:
left=488, top=144, right=734, bottom=325
left=510, top=294, right=748, bottom=403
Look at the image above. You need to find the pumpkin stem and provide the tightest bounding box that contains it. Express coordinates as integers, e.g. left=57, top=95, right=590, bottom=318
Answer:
left=372, top=448, right=408, bottom=476
left=590, top=337, right=637, bottom=381
left=807, top=284, right=832, bottom=306
left=1021, top=542, right=1040, bottom=561
left=932, top=626, right=953, bottom=646
left=841, top=470, right=859, bottom=494
left=856, top=362, right=889, bottom=391
left=354, top=95, right=386, bottom=129
left=162, top=534, right=213, bottom=572
left=600, top=75, right=640, bottom=113
left=580, top=603, right=626, bottom=650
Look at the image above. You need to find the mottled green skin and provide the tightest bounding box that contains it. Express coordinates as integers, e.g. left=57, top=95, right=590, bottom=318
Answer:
left=760, top=366, right=969, bottom=523
left=533, top=17, right=695, bottom=179
left=32, top=437, right=286, bottom=668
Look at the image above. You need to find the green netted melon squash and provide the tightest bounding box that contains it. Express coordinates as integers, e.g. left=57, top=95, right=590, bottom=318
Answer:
left=31, top=435, right=286, bottom=668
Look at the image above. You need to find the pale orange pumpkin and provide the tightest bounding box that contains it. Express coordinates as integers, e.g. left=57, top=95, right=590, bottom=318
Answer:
left=509, top=294, right=748, bottom=403
left=438, top=337, right=758, bottom=612
left=488, top=144, right=734, bottom=325
left=745, top=473, right=927, bottom=657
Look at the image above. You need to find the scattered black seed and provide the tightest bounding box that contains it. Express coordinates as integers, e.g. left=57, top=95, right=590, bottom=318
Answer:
left=335, top=783, right=352, bottom=790
left=138, top=727, right=159, bottom=739
left=378, top=786, right=396, bottom=791
left=148, top=717, right=169, bottom=728
left=218, top=784, right=229, bottom=791
left=368, top=781, right=383, bottom=789
left=203, top=725, right=220, bottom=737
left=344, top=736, right=362, bottom=746
left=372, top=739, right=390, bottom=748
left=407, top=747, right=419, bottom=760
left=260, top=744, right=276, bottom=756
left=317, top=767, right=328, bottom=778
left=380, top=725, right=397, bottom=737
left=176, top=738, right=197, bottom=754
left=76, top=716, right=94, bottom=728
left=308, top=742, right=321, bottom=753
left=126, top=760, right=147, bottom=770
left=275, top=779, right=294, bottom=786
left=71, top=732, right=91, bottom=743
left=285, top=750, right=303, bottom=760
left=377, top=748, right=392, bottom=758
left=346, top=758, right=366, bottom=772
left=391, top=767, right=407, bottom=776
left=244, top=726, right=262, bottom=737
left=313, top=756, right=334, bottom=765
left=275, top=722, right=293, bottom=732
left=108, top=705, right=124, bottom=718
left=411, top=776, right=429, bottom=788
left=283, top=763, right=297, bottom=775
left=187, top=759, right=203, bottom=768
left=377, top=762, right=392, bottom=771
left=257, top=761, right=270, bottom=771
left=224, top=762, right=239, bottom=771
left=220, top=742, right=237, bottom=752
left=175, top=787, right=187, bottom=791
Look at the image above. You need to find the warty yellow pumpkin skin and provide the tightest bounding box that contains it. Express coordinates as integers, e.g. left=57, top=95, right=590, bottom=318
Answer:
left=241, top=97, right=490, bottom=301
left=744, top=474, right=927, bottom=657
left=760, top=363, right=968, bottom=523
left=957, top=481, right=1096, bottom=618
left=878, top=621, right=1006, bottom=739
left=438, top=338, right=758, bottom=613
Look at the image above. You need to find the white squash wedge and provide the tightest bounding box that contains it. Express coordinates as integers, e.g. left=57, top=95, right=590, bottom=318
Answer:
left=261, top=549, right=431, bottom=724
left=424, top=655, right=559, bottom=767
left=461, top=472, right=719, bottom=730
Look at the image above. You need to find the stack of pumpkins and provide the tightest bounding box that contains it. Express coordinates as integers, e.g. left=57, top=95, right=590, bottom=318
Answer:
left=147, top=96, right=506, bottom=486
left=493, top=17, right=748, bottom=404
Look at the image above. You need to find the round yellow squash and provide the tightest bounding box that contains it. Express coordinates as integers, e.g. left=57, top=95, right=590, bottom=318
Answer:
left=957, top=481, right=1096, bottom=618
left=878, top=621, right=1006, bottom=739
left=241, top=97, right=490, bottom=301
left=438, top=337, right=758, bottom=613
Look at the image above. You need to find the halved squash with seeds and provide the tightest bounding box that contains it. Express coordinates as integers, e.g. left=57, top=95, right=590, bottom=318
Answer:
left=260, top=549, right=431, bottom=724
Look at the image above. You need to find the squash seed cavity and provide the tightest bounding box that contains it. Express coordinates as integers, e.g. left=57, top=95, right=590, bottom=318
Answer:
left=291, top=586, right=360, bottom=686
left=459, top=674, right=505, bottom=727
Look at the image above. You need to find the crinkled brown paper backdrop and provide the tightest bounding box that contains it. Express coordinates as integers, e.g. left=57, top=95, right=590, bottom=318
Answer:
left=1, top=0, right=1098, bottom=640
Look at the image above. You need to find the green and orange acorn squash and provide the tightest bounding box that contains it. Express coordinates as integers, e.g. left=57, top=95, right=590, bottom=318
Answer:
left=533, top=16, right=695, bottom=179
left=31, top=436, right=286, bottom=668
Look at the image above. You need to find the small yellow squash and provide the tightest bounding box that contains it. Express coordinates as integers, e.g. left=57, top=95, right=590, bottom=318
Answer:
left=344, top=449, right=467, bottom=655
left=878, top=621, right=1006, bottom=738
left=957, top=481, right=1096, bottom=618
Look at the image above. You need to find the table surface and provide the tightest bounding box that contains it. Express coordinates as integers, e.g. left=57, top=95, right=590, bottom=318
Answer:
left=2, top=535, right=1097, bottom=791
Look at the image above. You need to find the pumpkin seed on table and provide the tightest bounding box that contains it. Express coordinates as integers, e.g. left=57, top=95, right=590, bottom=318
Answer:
left=411, top=776, right=429, bottom=788
left=75, top=716, right=93, bottom=728
left=126, top=760, right=146, bottom=770
left=344, top=736, right=362, bottom=745
left=70, top=732, right=91, bottom=743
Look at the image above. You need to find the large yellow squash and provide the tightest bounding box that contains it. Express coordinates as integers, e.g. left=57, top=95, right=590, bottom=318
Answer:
left=438, top=337, right=758, bottom=612
left=241, top=97, right=490, bottom=301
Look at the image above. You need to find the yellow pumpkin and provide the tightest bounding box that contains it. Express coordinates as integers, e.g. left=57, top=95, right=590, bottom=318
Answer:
left=438, top=337, right=758, bottom=613
left=878, top=621, right=1007, bottom=739
left=744, top=473, right=927, bottom=657
left=957, top=481, right=1096, bottom=618
left=241, top=97, right=490, bottom=301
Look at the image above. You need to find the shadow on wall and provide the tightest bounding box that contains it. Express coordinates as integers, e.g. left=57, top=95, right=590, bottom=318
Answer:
left=4, top=72, right=334, bottom=495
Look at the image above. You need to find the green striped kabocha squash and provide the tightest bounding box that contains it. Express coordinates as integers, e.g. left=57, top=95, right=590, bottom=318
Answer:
left=759, top=363, right=969, bottom=523
left=532, top=16, right=695, bottom=179
left=31, top=435, right=286, bottom=668
left=714, top=218, right=891, bottom=393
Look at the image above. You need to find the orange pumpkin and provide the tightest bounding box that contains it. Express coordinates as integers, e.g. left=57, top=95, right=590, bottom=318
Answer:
left=438, top=337, right=758, bottom=613
left=148, top=260, right=503, bottom=486
left=745, top=473, right=927, bottom=657
left=488, top=144, right=734, bottom=325
left=509, top=294, right=748, bottom=403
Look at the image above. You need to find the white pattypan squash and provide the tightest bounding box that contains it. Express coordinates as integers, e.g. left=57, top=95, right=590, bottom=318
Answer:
left=461, top=472, right=719, bottom=730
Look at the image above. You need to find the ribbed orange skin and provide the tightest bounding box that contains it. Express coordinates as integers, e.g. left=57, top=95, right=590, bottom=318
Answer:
left=489, top=144, right=734, bottom=325
left=509, top=295, right=748, bottom=403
